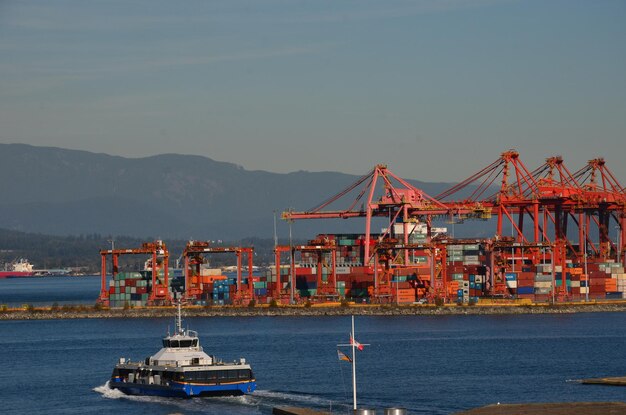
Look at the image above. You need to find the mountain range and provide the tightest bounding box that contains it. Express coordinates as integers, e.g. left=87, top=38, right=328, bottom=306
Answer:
left=0, top=143, right=485, bottom=240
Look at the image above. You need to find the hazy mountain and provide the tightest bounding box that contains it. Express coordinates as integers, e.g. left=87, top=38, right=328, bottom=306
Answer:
left=0, top=143, right=482, bottom=239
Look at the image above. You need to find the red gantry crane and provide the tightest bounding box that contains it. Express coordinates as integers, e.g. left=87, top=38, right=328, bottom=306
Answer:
left=282, top=164, right=464, bottom=302
left=181, top=240, right=255, bottom=304
left=98, top=240, right=171, bottom=306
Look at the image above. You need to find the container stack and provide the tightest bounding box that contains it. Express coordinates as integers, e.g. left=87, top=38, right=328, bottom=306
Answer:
left=516, top=271, right=535, bottom=298
left=534, top=268, right=553, bottom=298
left=108, top=271, right=150, bottom=308
left=567, top=263, right=582, bottom=297
left=597, top=262, right=626, bottom=299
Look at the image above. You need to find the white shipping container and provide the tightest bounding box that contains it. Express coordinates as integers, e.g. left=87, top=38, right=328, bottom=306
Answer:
left=580, top=287, right=589, bottom=294
left=200, top=268, right=222, bottom=276
left=506, top=281, right=517, bottom=288
left=474, top=275, right=483, bottom=283
left=555, top=265, right=563, bottom=272
left=537, top=264, right=553, bottom=273
left=571, top=281, right=581, bottom=288
left=393, top=223, right=427, bottom=236
left=534, top=281, right=552, bottom=289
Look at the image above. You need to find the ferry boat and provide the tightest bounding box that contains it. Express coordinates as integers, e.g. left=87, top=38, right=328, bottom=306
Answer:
left=109, top=304, right=256, bottom=397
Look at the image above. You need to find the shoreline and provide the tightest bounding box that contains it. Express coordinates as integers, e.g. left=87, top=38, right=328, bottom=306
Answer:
left=3, top=301, right=626, bottom=320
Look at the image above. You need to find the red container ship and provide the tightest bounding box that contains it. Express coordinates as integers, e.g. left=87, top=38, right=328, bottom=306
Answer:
left=0, top=258, right=35, bottom=278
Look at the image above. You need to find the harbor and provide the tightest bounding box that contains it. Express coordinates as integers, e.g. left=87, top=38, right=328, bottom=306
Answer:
left=4, top=312, right=626, bottom=414
left=84, top=155, right=626, bottom=311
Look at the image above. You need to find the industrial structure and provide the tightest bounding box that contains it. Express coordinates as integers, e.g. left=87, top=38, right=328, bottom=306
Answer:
left=97, top=151, right=625, bottom=307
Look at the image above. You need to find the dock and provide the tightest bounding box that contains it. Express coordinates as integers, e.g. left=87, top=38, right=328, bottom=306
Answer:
left=454, top=402, right=626, bottom=415
left=581, top=376, right=626, bottom=386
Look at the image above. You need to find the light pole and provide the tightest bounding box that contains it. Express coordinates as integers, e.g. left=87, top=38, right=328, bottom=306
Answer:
left=617, top=225, right=621, bottom=266
left=273, top=210, right=278, bottom=249
left=583, top=218, right=591, bottom=302
left=511, top=220, right=515, bottom=273
left=288, top=213, right=294, bottom=305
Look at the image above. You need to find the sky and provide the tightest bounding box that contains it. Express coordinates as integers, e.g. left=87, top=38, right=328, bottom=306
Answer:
left=0, top=0, right=625, bottom=183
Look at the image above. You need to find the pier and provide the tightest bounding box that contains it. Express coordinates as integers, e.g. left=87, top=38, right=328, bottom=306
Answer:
left=454, top=402, right=626, bottom=415
left=581, top=376, right=626, bottom=386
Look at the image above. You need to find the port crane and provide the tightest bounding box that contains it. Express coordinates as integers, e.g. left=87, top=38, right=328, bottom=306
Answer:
left=282, top=151, right=625, bottom=302
left=97, top=240, right=171, bottom=306
left=181, top=240, right=255, bottom=304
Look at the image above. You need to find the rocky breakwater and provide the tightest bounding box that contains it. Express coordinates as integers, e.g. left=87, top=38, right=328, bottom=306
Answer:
left=2, top=302, right=626, bottom=320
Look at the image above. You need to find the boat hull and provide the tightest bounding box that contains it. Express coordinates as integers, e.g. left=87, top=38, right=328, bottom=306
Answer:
left=109, top=378, right=256, bottom=398
left=0, top=271, right=34, bottom=279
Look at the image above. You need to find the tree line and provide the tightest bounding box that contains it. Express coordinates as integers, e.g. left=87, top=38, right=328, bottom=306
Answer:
left=0, top=229, right=293, bottom=273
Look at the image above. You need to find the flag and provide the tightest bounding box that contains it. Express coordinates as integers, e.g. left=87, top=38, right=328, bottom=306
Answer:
left=350, top=335, right=364, bottom=351
left=337, top=349, right=352, bottom=363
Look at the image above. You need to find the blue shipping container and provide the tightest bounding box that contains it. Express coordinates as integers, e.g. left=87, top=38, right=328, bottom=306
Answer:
left=517, top=287, right=534, bottom=295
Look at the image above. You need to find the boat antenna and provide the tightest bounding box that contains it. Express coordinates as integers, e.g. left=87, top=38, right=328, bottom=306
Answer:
left=176, top=301, right=183, bottom=335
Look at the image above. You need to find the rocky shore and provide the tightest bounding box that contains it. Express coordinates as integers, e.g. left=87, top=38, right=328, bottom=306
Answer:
left=3, top=302, right=626, bottom=320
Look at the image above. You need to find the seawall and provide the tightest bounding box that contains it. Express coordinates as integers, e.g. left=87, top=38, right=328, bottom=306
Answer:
left=2, top=302, right=626, bottom=320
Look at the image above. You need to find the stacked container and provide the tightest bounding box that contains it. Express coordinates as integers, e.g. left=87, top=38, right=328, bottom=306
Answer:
left=108, top=271, right=151, bottom=308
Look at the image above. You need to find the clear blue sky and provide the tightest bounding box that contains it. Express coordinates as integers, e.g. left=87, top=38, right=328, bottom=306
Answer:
left=1, top=0, right=625, bottom=182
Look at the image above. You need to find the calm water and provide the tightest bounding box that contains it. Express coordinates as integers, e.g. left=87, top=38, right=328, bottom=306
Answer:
left=2, top=312, right=626, bottom=414
left=0, top=275, right=101, bottom=306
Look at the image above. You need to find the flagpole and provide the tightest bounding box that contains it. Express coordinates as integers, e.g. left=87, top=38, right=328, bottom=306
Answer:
left=352, top=315, right=357, bottom=412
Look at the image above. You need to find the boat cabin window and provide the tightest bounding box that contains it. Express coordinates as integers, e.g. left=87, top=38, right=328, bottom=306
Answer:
left=179, top=339, right=194, bottom=348
left=162, top=338, right=198, bottom=348
left=181, top=370, right=250, bottom=382
left=238, top=369, right=252, bottom=380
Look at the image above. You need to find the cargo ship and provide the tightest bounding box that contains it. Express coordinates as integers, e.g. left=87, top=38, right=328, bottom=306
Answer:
left=109, top=303, right=256, bottom=397
left=0, top=259, right=35, bottom=278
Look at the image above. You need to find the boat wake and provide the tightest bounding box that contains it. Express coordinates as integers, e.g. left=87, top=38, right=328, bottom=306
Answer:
left=93, top=381, right=128, bottom=400
left=251, top=389, right=350, bottom=414
left=94, top=382, right=344, bottom=414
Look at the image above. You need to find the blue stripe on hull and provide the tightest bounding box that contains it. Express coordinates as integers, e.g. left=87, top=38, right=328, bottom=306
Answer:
left=110, top=379, right=256, bottom=398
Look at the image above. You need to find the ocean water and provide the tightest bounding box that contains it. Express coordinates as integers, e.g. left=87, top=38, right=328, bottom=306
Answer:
left=2, top=312, right=626, bottom=414
left=0, top=275, right=101, bottom=307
